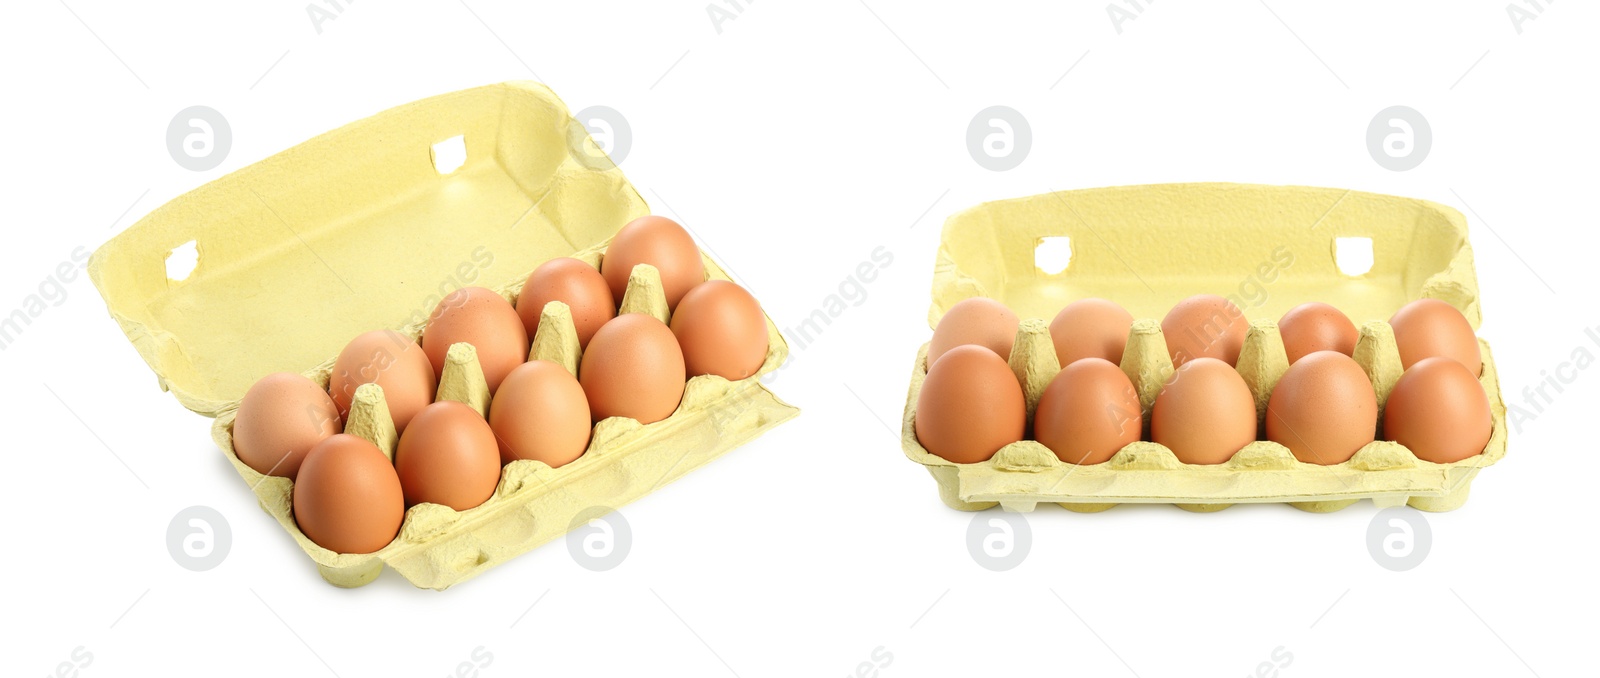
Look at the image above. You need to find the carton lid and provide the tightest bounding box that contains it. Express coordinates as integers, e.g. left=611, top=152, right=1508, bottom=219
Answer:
left=90, top=82, right=648, bottom=416
left=930, top=183, right=1482, bottom=331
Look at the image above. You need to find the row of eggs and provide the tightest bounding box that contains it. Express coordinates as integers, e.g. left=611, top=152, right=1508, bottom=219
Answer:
left=229, top=216, right=770, bottom=554
left=914, top=295, right=1493, bottom=468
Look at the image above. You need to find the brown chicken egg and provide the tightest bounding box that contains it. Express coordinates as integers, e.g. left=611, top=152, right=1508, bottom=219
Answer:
left=914, top=345, right=1026, bottom=464
left=1384, top=357, right=1492, bottom=463
left=1265, top=351, right=1377, bottom=465
left=1151, top=357, right=1257, bottom=464
left=293, top=434, right=405, bottom=554
left=601, top=215, right=706, bottom=310
left=423, top=287, right=529, bottom=393
left=1389, top=298, right=1481, bottom=375
left=1049, top=298, right=1134, bottom=367
left=233, top=372, right=340, bottom=479
left=330, top=329, right=437, bottom=432
left=580, top=313, right=686, bottom=424
left=671, top=280, right=769, bottom=380
left=395, top=401, right=502, bottom=511
left=1161, top=294, right=1249, bottom=367
left=1278, top=302, right=1358, bottom=363
left=927, top=297, right=1019, bottom=368
left=489, top=360, right=592, bottom=467
left=517, top=257, right=615, bottom=348
left=1033, top=358, right=1141, bottom=464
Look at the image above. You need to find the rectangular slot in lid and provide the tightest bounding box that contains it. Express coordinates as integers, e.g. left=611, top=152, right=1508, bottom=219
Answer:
left=90, top=82, right=649, bottom=416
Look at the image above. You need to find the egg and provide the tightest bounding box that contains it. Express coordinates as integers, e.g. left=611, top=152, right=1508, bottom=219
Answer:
left=1151, top=357, right=1257, bottom=464
left=423, top=287, right=529, bottom=393
left=1389, top=298, right=1481, bottom=375
left=1384, top=357, right=1492, bottom=463
left=914, top=345, right=1025, bottom=463
left=601, top=215, right=705, bottom=310
left=671, top=280, right=769, bottom=380
left=927, top=297, right=1019, bottom=368
left=233, top=372, right=340, bottom=479
left=292, top=434, right=405, bottom=554
left=1161, top=294, right=1249, bottom=367
left=395, top=401, right=502, bottom=511
left=1278, top=302, right=1358, bottom=363
left=489, top=360, right=592, bottom=467
left=1048, top=298, right=1134, bottom=367
left=580, top=313, right=686, bottom=424
left=517, top=257, right=615, bottom=348
left=1265, top=351, right=1377, bottom=464
left=329, top=329, right=437, bottom=432
left=1033, top=358, right=1141, bottom=464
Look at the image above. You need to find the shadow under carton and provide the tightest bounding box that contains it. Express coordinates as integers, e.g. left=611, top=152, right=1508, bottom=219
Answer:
left=901, top=183, right=1506, bottom=514
left=90, top=82, right=797, bottom=588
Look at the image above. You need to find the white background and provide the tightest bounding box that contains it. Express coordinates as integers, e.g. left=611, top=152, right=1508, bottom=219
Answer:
left=2, top=1, right=1595, bottom=676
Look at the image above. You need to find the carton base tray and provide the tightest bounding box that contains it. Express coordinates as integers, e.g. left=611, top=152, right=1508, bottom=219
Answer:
left=216, top=379, right=797, bottom=590
left=907, top=339, right=1502, bottom=516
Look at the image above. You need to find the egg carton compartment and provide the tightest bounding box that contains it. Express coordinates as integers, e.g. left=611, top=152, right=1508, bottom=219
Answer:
left=215, top=251, right=794, bottom=589
left=901, top=183, right=1506, bottom=513
left=89, top=82, right=797, bottom=589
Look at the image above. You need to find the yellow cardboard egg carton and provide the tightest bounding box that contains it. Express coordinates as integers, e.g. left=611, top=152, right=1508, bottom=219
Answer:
left=901, top=183, right=1506, bottom=513
left=89, top=82, right=797, bottom=588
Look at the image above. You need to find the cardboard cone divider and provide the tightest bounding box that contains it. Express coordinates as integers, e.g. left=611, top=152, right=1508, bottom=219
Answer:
left=1118, top=319, right=1174, bottom=436
left=618, top=263, right=672, bottom=325
left=344, top=383, right=399, bottom=462
left=1354, top=321, right=1406, bottom=435
left=438, top=343, right=493, bottom=417
left=531, top=300, right=582, bottom=378
left=900, top=184, right=1507, bottom=515
left=1006, top=319, right=1058, bottom=433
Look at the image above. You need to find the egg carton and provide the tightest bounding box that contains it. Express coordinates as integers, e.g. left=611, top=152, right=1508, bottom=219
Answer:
left=901, top=183, right=1507, bottom=513
left=90, top=82, right=797, bottom=588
